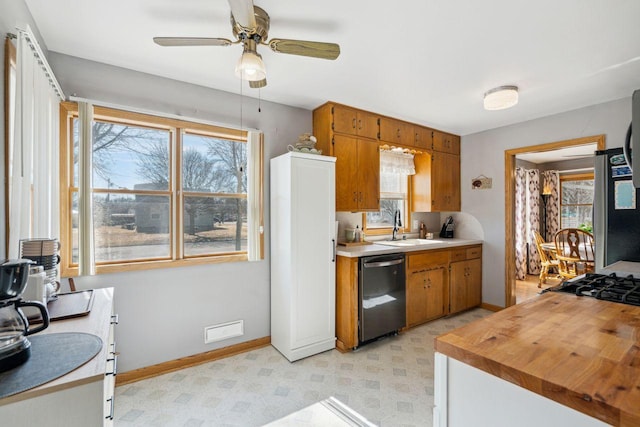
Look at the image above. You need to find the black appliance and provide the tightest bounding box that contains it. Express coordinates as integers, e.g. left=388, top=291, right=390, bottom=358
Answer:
left=624, top=89, right=639, bottom=188
left=0, top=259, right=49, bottom=372
left=439, top=216, right=454, bottom=238
left=594, top=148, right=640, bottom=270
left=358, top=254, right=406, bottom=344
left=545, top=272, right=640, bottom=306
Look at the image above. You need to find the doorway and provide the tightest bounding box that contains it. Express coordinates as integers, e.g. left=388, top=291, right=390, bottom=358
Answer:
left=504, top=135, right=606, bottom=306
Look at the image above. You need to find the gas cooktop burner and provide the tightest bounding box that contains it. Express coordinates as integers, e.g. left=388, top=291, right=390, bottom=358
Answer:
left=545, top=273, right=640, bottom=306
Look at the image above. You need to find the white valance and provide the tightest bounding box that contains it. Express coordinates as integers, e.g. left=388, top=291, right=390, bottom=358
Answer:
left=380, top=148, right=415, bottom=175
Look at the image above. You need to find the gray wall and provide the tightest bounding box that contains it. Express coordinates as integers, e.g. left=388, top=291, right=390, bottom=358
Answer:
left=1, top=5, right=308, bottom=373
left=47, top=52, right=311, bottom=372
left=462, top=97, right=631, bottom=307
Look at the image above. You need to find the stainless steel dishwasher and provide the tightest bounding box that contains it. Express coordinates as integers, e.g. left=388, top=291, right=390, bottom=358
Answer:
left=358, top=253, right=406, bottom=343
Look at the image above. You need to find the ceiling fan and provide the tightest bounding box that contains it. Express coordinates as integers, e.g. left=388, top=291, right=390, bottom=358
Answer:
left=153, top=0, right=341, bottom=88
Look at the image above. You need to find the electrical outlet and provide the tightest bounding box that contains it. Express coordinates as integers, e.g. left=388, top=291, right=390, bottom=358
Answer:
left=413, top=220, right=419, bottom=229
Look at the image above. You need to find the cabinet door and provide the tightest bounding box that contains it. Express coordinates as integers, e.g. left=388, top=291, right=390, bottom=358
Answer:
left=333, top=134, right=359, bottom=211
left=449, top=260, right=467, bottom=314
left=379, top=118, right=412, bottom=146
left=450, top=259, right=482, bottom=314
left=407, top=270, right=429, bottom=327
left=356, top=139, right=380, bottom=210
left=425, top=268, right=446, bottom=320
left=431, top=152, right=460, bottom=211
left=333, top=105, right=358, bottom=135
left=466, top=258, right=482, bottom=308
left=433, top=131, right=460, bottom=154
left=356, top=111, right=379, bottom=140
left=407, top=268, right=446, bottom=327
left=414, top=126, right=431, bottom=149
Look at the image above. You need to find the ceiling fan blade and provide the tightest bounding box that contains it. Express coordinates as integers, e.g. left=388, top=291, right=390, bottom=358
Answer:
left=153, top=37, right=234, bottom=47
left=228, top=0, right=257, bottom=32
left=249, top=78, right=267, bottom=89
left=268, top=39, right=340, bottom=60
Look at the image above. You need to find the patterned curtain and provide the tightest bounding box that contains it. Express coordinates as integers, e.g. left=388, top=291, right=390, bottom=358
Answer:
left=515, top=168, right=527, bottom=280
left=526, top=170, right=541, bottom=274
left=515, top=168, right=542, bottom=279
left=542, top=170, right=560, bottom=242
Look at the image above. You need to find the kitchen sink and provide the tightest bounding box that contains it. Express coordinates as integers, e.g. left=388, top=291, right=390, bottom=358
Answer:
left=376, top=238, right=444, bottom=247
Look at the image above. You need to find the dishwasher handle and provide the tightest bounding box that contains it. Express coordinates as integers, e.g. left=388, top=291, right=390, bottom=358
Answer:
left=363, top=259, right=404, bottom=268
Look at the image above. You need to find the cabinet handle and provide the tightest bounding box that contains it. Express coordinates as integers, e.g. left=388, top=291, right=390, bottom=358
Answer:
left=397, top=129, right=400, bottom=138
left=352, top=118, right=356, bottom=129
left=106, top=354, right=118, bottom=376
left=105, top=396, right=115, bottom=420
left=110, top=314, right=119, bottom=325
left=331, top=239, right=336, bottom=263
left=353, top=191, right=357, bottom=202
left=358, top=119, right=362, bottom=130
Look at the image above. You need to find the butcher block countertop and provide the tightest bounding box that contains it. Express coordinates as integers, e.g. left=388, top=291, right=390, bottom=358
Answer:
left=435, top=292, right=640, bottom=426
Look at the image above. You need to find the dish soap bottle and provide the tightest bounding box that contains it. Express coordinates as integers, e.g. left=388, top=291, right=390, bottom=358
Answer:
left=355, top=225, right=361, bottom=242
left=419, top=222, right=426, bottom=239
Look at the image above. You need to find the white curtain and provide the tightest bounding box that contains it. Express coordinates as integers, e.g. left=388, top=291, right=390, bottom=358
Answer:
left=246, top=131, right=263, bottom=261
left=380, top=149, right=415, bottom=175
left=78, top=102, right=95, bottom=275
left=8, top=27, right=64, bottom=259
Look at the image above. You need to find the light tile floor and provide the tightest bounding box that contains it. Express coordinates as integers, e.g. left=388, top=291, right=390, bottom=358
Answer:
left=115, top=308, right=491, bottom=427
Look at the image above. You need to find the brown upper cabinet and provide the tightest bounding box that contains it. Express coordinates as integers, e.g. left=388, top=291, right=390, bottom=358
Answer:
left=313, top=101, right=461, bottom=212
left=332, top=104, right=379, bottom=140
left=333, top=135, right=380, bottom=211
left=432, top=131, right=460, bottom=155
left=379, top=117, right=414, bottom=147
left=411, top=151, right=461, bottom=212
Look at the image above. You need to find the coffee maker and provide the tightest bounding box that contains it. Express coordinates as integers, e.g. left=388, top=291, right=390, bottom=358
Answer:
left=0, top=259, right=49, bottom=372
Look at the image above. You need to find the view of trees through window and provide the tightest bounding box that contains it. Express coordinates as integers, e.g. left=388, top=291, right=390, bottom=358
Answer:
left=365, top=168, right=408, bottom=231
left=560, top=176, right=594, bottom=232
left=70, top=117, right=247, bottom=264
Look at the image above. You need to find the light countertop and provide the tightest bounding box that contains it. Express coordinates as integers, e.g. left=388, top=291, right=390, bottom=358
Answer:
left=336, top=238, right=483, bottom=257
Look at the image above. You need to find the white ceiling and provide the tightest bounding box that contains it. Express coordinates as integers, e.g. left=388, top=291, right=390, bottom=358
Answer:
left=24, top=0, right=640, bottom=136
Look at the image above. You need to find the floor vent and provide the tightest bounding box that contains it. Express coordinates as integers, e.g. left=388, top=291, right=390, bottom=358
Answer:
left=204, top=320, right=244, bottom=344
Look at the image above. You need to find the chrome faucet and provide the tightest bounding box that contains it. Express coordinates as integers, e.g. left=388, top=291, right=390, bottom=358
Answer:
left=392, top=209, right=402, bottom=240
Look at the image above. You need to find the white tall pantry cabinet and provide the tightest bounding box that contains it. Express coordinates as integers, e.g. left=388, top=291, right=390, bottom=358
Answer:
left=270, top=152, right=336, bottom=362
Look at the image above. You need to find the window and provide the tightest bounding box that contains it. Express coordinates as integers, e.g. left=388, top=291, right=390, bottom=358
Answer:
left=60, top=102, right=263, bottom=275
left=364, top=149, right=414, bottom=234
left=560, top=173, right=594, bottom=231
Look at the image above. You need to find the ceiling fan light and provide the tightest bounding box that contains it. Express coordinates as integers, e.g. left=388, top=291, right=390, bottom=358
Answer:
left=235, top=51, right=266, bottom=81
left=484, top=85, right=519, bottom=110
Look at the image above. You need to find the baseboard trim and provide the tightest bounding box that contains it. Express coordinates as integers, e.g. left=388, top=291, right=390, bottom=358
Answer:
left=480, top=302, right=504, bottom=312
left=116, top=336, right=271, bottom=386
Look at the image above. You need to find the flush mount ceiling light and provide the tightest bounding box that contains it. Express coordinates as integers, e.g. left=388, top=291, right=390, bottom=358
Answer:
left=484, top=85, right=519, bottom=110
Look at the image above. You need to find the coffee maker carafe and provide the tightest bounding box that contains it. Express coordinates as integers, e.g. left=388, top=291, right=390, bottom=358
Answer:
left=0, top=259, right=49, bottom=372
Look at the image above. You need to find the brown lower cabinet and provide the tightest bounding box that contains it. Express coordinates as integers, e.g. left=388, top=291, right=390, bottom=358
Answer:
left=335, top=245, right=482, bottom=351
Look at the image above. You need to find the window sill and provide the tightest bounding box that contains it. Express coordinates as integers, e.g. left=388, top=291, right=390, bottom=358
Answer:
left=61, top=253, right=251, bottom=277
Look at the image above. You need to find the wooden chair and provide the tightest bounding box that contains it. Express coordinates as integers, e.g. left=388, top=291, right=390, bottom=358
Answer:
left=533, top=231, right=559, bottom=288
left=554, top=228, right=595, bottom=280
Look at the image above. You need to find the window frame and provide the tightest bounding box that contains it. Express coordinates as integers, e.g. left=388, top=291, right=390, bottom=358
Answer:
left=362, top=169, right=413, bottom=236
left=559, top=172, right=594, bottom=230
left=59, top=102, right=262, bottom=276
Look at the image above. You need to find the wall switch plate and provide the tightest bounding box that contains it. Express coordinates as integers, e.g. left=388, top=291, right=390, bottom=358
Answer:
left=413, top=220, right=419, bottom=229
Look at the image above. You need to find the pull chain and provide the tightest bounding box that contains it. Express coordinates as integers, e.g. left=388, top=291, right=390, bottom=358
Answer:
left=258, top=88, right=261, bottom=113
